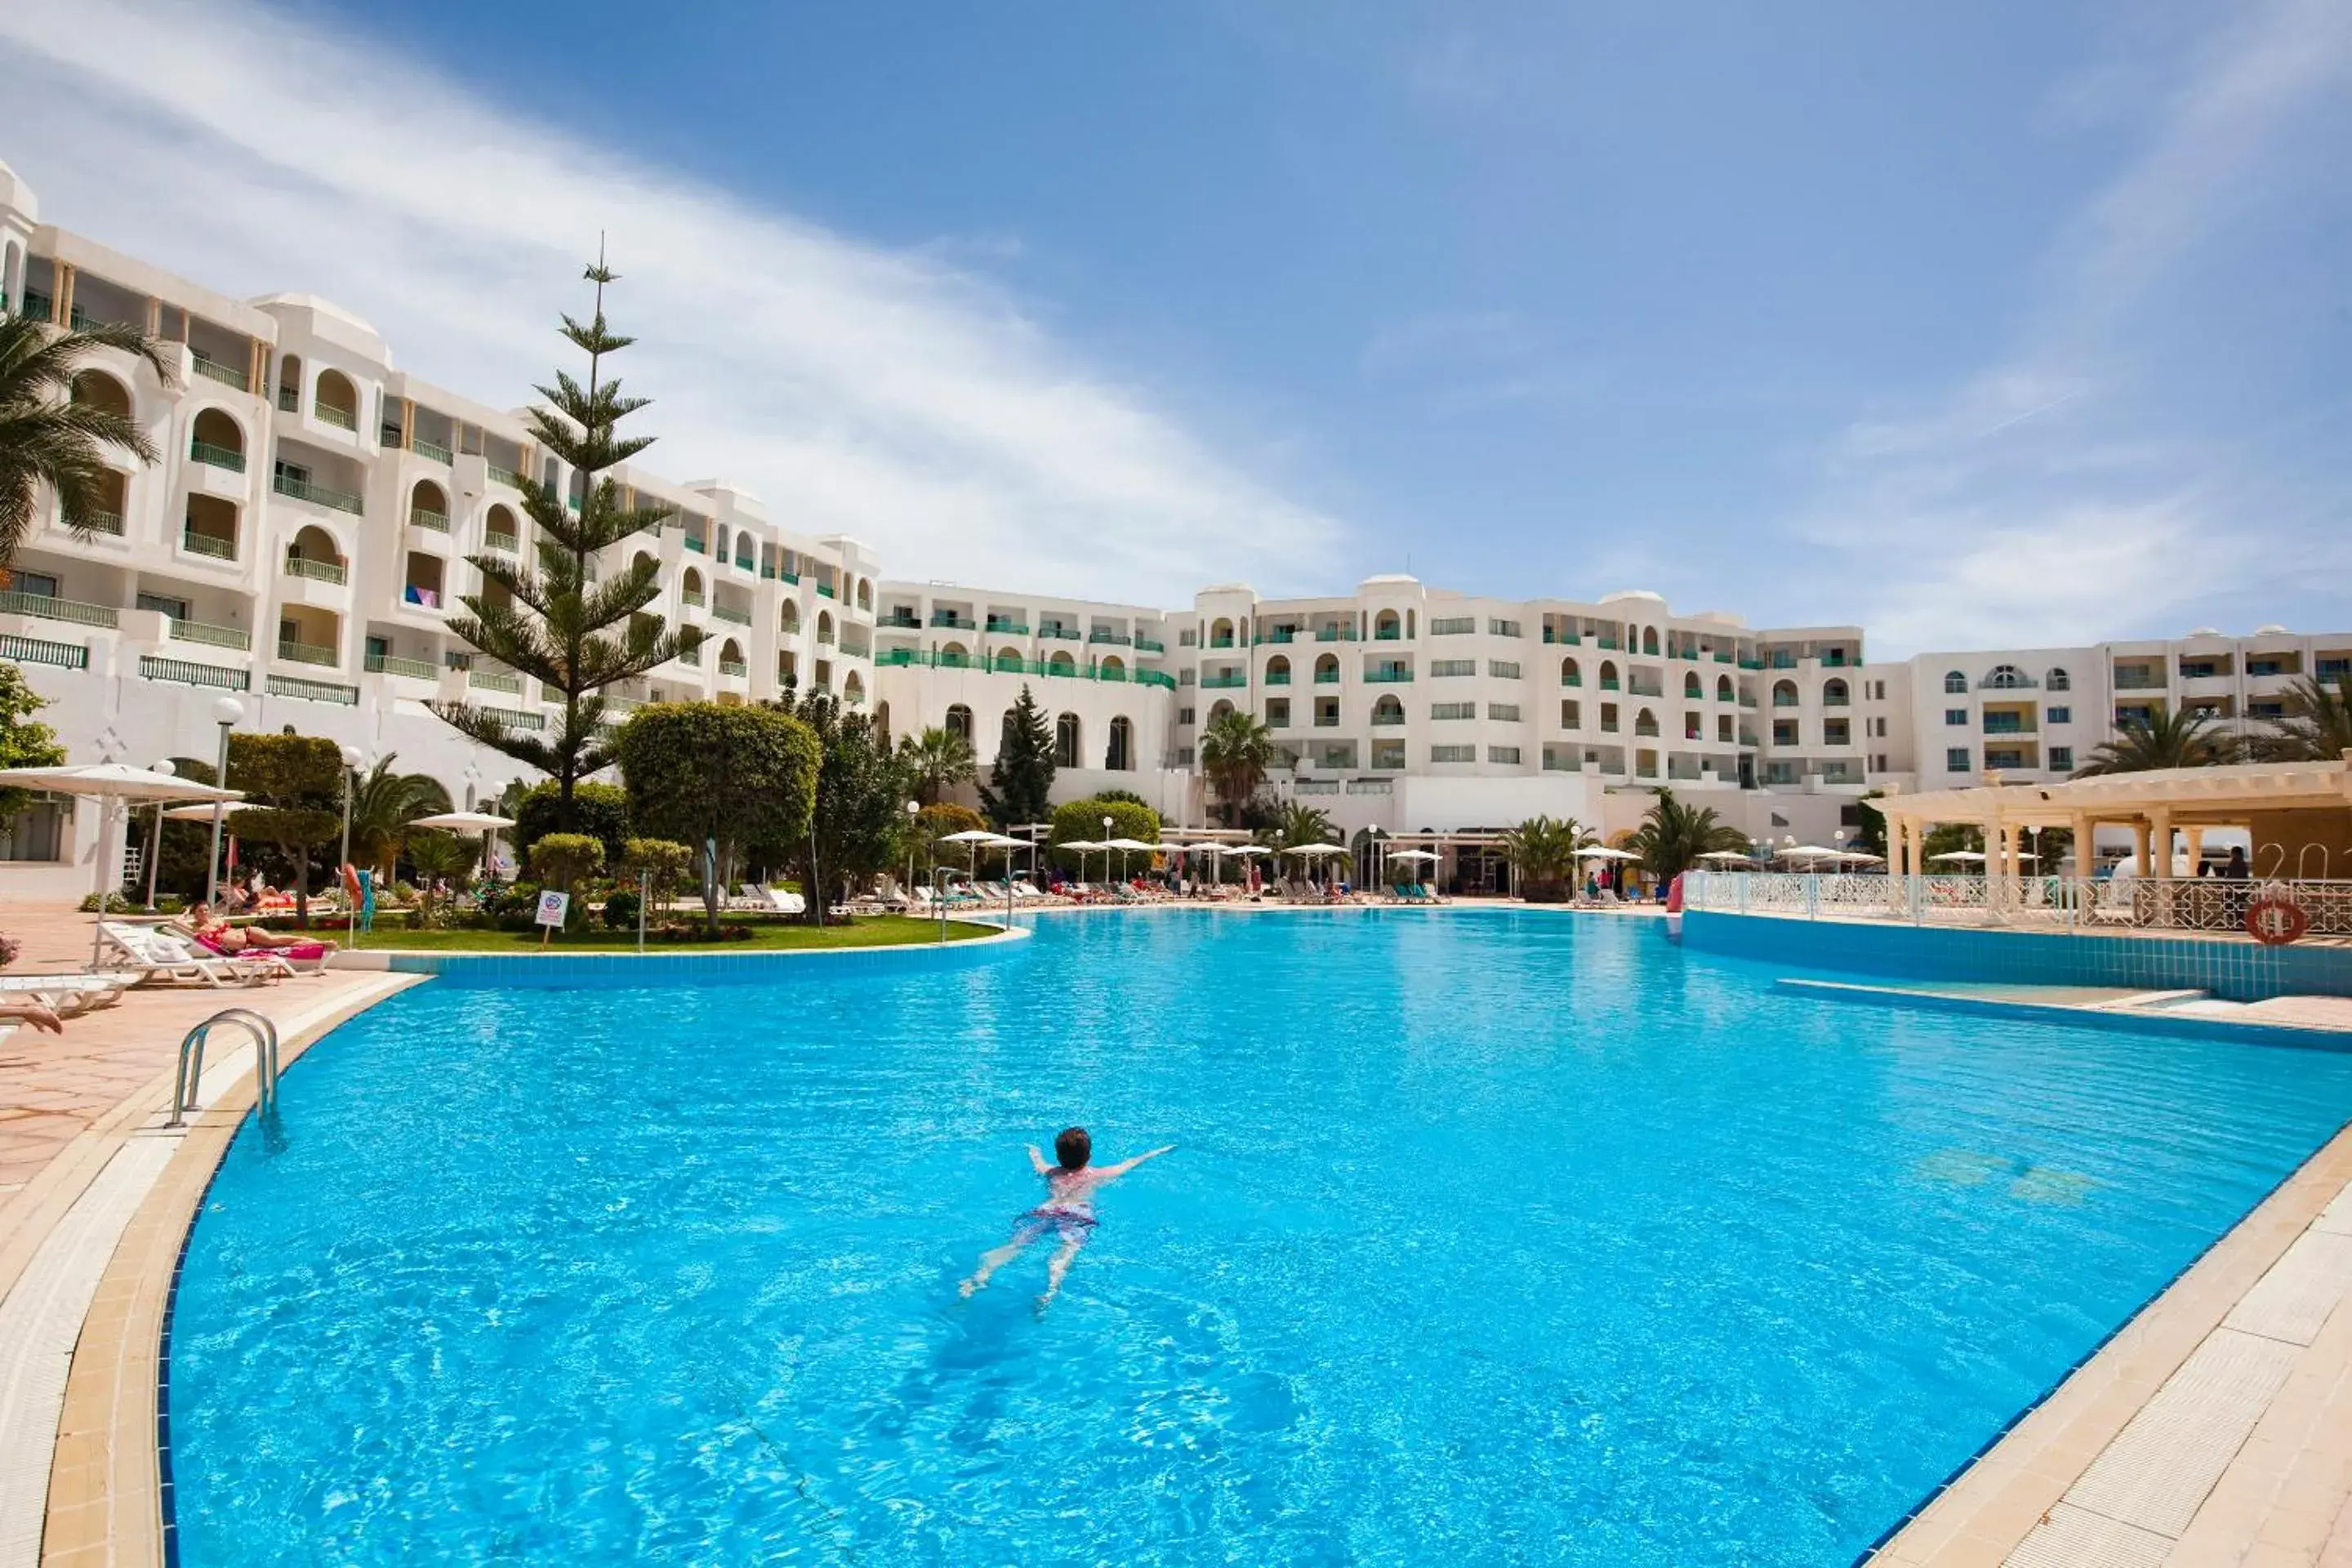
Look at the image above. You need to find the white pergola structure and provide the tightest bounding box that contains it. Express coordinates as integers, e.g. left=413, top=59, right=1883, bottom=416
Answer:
left=1869, top=759, right=2352, bottom=891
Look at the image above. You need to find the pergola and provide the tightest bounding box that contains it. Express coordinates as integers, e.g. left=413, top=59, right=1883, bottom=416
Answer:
left=1869, top=758, right=2352, bottom=884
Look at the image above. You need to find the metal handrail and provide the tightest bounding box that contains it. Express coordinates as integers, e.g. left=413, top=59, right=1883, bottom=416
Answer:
left=166, top=1006, right=283, bottom=1126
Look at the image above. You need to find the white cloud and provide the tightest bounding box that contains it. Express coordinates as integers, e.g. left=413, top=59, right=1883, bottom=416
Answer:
left=1789, top=0, right=2352, bottom=659
left=0, top=0, right=1344, bottom=605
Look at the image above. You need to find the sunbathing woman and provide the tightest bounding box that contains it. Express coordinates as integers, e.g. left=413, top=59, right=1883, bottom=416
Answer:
left=185, top=905, right=336, bottom=956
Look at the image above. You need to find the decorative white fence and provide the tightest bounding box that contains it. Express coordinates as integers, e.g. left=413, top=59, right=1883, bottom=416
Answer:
left=1682, top=871, right=2352, bottom=938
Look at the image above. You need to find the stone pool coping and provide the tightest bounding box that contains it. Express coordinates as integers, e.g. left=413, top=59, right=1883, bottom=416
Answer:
left=327, top=919, right=1030, bottom=986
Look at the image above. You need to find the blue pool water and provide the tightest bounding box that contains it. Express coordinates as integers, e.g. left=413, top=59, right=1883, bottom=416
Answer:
left=171, top=911, right=2352, bottom=1566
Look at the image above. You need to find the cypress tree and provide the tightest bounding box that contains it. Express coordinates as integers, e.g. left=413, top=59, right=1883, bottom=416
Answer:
left=978, top=684, right=1057, bottom=829
left=430, top=251, right=702, bottom=826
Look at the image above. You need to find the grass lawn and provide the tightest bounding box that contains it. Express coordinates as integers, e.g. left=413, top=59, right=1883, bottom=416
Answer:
left=323, top=915, right=1000, bottom=954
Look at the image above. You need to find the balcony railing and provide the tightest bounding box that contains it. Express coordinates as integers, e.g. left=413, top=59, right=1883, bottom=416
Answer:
left=140, top=654, right=246, bottom=689
left=2113, top=670, right=2167, bottom=691
left=0, top=591, right=118, bottom=629
left=169, top=617, right=250, bottom=651
left=412, top=436, right=455, bottom=464
left=269, top=677, right=357, bottom=705
left=1200, top=671, right=1249, bottom=688
left=985, top=619, right=1029, bottom=635
left=930, top=613, right=975, bottom=629
left=817, top=583, right=837, bottom=599
left=1314, top=669, right=1340, bottom=684
left=365, top=652, right=438, bottom=679
left=711, top=604, right=753, bottom=626
left=79, top=510, right=125, bottom=537
left=680, top=590, right=705, bottom=608
left=274, top=472, right=364, bottom=515
left=484, top=530, right=519, bottom=554
left=277, top=385, right=298, bottom=412
left=189, top=439, right=247, bottom=473
left=283, top=556, right=349, bottom=585
left=276, top=639, right=339, bottom=666
left=719, top=658, right=749, bottom=678
left=1090, top=631, right=1132, bottom=645
left=189, top=356, right=249, bottom=392
left=1040, top=626, right=1080, bottom=640
left=314, top=401, right=357, bottom=431
left=880, top=614, right=920, bottom=629
left=1263, top=671, right=1292, bottom=685
left=409, top=508, right=450, bottom=532
left=469, top=668, right=523, bottom=695
left=1135, top=638, right=1165, bottom=653
left=487, top=464, right=523, bottom=488
left=1364, top=669, right=1414, bottom=684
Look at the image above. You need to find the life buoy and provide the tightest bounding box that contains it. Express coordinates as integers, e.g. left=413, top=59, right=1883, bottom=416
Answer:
left=1665, top=871, right=1685, bottom=914
left=2246, top=891, right=2309, bottom=947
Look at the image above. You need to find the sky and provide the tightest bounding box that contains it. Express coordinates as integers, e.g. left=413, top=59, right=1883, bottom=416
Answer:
left=2, top=0, right=2346, bottom=657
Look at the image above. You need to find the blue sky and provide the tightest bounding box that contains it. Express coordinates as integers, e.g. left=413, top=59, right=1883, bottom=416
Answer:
left=3, top=0, right=2346, bottom=654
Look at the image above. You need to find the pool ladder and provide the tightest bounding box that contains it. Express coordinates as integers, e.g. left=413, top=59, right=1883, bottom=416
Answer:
left=164, top=1008, right=283, bottom=1128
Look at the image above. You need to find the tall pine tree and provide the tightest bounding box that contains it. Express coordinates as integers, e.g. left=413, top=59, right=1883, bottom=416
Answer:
left=978, top=684, right=1056, bottom=828
left=430, top=252, right=702, bottom=826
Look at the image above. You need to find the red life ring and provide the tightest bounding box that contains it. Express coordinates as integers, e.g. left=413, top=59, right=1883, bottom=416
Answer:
left=2246, top=892, right=2309, bottom=947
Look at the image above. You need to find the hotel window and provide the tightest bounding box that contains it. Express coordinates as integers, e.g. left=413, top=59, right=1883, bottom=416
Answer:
left=1489, top=703, right=1521, bottom=722
left=1488, top=660, right=1521, bottom=679
left=2047, top=668, right=2071, bottom=691
left=1265, top=698, right=1291, bottom=728
left=1772, top=720, right=1797, bottom=746
left=1946, top=746, right=1971, bottom=772
left=1945, top=708, right=1967, bottom=725
left=2049, top=746, right=2074, bottom=771
left=1685, top=713, right=1702, bottom=740
left=1430, top=659, right=1476, bottom=677
left=14, top=572, right=59, bottom=599
left=1600, top=703, right=1619, bottom=733
left=1316, top=697, right=1340, bottom=727
left=136, top=592, right=190, bottom=621
left=1371, top=739, right=1406, bottom=769
left=1717, top=714, right=1733, bottom=742
left=1488, top=618, right=1522, bottom=638
left=1429, top=745, right=1475, bottom=763
left=1824, top=719, right=1851, bottom=746
left=1179, top=629, right=1197, bottom=646
left=1944, top=670, right=1967, bottom=694
left=1561, top=699, right=1582, bottom=728
left=2047, top=706, right=2070, bottom=725
left=1429, top=617, right=1475, bottom=635
left=1488, top=746, right=1522, bottom=764
left=1178, top=706, right=1195, bottom=724
left=1431, top=702, right=1475, bottom=719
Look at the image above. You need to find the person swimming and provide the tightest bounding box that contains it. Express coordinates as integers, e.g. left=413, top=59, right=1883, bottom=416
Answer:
left=959, top=1126, right=1174, bottom=1310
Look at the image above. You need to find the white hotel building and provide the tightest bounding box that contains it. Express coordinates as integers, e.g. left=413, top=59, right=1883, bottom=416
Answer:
left=0, top=161, right=2344, bottom=894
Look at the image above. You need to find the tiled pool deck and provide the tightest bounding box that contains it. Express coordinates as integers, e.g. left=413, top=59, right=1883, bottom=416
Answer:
left=5, top=903, right=2352, bottom=1564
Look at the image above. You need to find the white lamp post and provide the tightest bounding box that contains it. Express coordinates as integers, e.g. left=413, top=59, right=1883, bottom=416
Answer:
left=337, top=743, right=368, bottom=891
left=203, top=696, right=245, bottom=906
left=1102, top=813, right=1115, bottom=885
left=904, top=799, right=921, bottom=893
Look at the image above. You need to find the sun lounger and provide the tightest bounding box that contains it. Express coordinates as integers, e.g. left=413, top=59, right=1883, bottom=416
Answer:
left=0, top=973, right=133, bottom=1016
left=99, top=923, right=286, bottom=987
left=759, top=884, right=807, bottom=915
left=170, top=923, right=334, bottom=973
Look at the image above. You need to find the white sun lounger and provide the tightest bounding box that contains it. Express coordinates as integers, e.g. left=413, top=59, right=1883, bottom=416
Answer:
left=98, top=923, right=286, bottom=987
left=0, top=973, right=133, bottom=1015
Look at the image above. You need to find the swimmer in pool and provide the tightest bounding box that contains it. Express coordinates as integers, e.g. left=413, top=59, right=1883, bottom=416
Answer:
left=959, top=1127, right=1175, bottom=1310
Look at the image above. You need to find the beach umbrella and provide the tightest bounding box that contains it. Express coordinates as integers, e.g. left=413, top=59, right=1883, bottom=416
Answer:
left=412, top=809, right=519, bottom=886
left=0, top=764, right=244, bottom=963
left=1102, top=836, right=1160, bottom=881
left=1575, top=846, right=1642, bottom=860
left=937, top=826, right=1022, bottom=890
left=1695, top=849, right=1752, bottom=861
left=1058, top=839, right=1105, bottom=884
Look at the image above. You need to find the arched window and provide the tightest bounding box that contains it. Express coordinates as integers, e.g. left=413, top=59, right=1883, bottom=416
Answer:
left=1984, top=664, right=2028, bottom=690
left=817, top=611, right=834, bottom=644
left=682, top=568, right=703, bottom=599
left=285, top=523, right=343, bottom=572
left=1372, top=694, right=1404, bottom=724
left=734, top=534, right=755, bottom=572
left=1209, top=617, right=1235, bottom=648
left=1107, top=716, right=1134, bottom=771
left=1209, top=699, right=1236, bottom=721
left=857, top=579, right=873, bottom=611
left=1600, top=661, right=1619, bottom=688
left=781, top=599, right=800, bottom=634
left=996, top=645, right=1023, bottom=671
left=1314, top=653, right=1339, bottom=681
left=873, top=702, right=892, bottom=750
left=1049, top=649, right=1076, bottom=674
left=1684, top=670, right=1702, bottom=699
left=2047, top=667, right=2071, bottom=692
left=276, top=354, right=303, bottom=408
left=630, top=550, right=655, bottom=580
left=409, top=479, right=448, bottom=528
left=1944, top=670, right=1967, bottom=694
left=1823, top=679, right=1850, bottom=706
left=491, top=505, right=521, bottom=540
left=1000, top=709, right=1018, bottom=755
left=941, top=640, right=969, bottom=664
left=1716, top=674, right=1733, bottom=702
left=1100, top=654, right=1124, bottom=677
left=1055, top=712, right=1082, bottom=768
left=1561, top=657, right=1581, bottom=687
left=842, top=670, right=863, bottom=705
left=1772, top=679, right=1798, bottom=707
left=1266, top=654, right=1291, bottom=683
left=189, top=407, right=244, bottom=466
left=715, top=525, right=729, bottom=563
left=314, top=368, right=359, bottom=430
left=1635, top=708, right=1659, bottom=737
left=70, top=371, right=132, bottom=420
left=1374, top=609, right=1401, bottom=640
left=1642, top=626, right=1659, bottom=656
left=945, top=704, right=973, bottom=742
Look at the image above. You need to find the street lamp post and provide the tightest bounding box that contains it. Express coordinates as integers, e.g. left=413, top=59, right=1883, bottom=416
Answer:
left=203, top=696, right=245, bottom=906
left=1102, top=813, right=1115, bottom=888
left=904, top=799, right=921, bottom=897
left=337, top=743, right=367, bottom=887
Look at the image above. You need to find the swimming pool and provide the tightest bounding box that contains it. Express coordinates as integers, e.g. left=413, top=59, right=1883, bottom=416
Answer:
left=169, top=910, right=2352, bottom=1566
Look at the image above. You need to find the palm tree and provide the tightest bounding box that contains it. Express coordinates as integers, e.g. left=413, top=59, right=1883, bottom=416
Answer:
left=346, top=756, right=455, bottom=878
left=898, top=725, right=977, bottom=806
left=1199, top=709, right=1276, bottom=826
left=1267, top=800, right=1335, bottom=849
left=2074, top=706, right=2240, bottom=775
left=0, top=314, right=176, bottom=569
left=1499, top=815, right=1595, bottom=900
left=1627, top=789, right=1749, bottom=880
left=2247, top=675, right=2352, bottom=763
